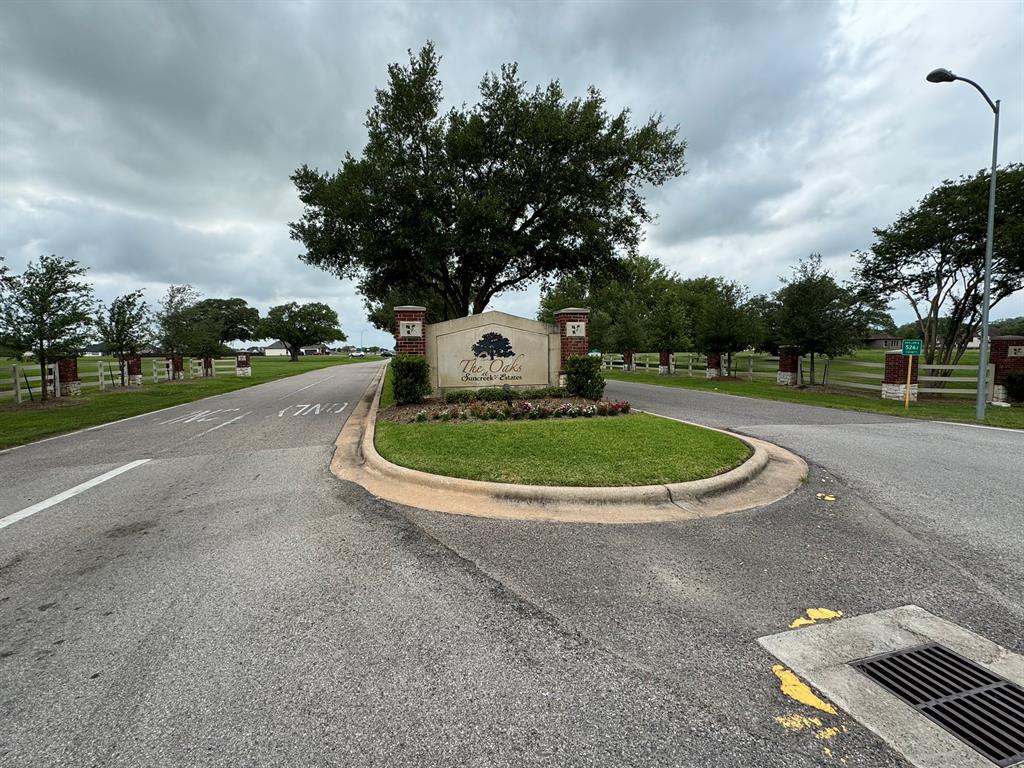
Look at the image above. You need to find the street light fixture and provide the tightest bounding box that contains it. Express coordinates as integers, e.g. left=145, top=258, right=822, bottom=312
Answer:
left=927, top=67, right=1000, bottom=421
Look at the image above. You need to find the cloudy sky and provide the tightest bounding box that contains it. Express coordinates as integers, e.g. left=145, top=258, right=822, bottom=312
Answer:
left=2, top=0, right=1021, bottom=348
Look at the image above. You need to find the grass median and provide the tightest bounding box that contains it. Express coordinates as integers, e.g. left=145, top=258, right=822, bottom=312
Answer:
left=602, top=371, right=1024, bottom=429
left=374, top=412, right=751, bottom=486
left=0, top=356, right=381, bottom=450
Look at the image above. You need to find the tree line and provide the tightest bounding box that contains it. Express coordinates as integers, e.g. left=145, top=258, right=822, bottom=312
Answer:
left=290, top=43, right=1023, bottom=374
left=0, top=255, right=346, bottom=400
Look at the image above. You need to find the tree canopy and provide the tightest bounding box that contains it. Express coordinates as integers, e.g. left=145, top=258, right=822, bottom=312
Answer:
left=855, top=164, right=1023, bottom=365
left=0, top=254, right=94, bottom=400
left=156, top=284, right=201, bottom=355
left=291, top=43, right=686, bottom=324
left=773, top=254, right=888, bottom=381
left=96, top=291, right=151, bottom=382
left=259, top=302, right=346, bottom=362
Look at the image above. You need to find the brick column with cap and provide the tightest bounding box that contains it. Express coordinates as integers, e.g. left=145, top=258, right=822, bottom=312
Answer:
left=990, top=335, right=1024, bottom=404
left=706, top=351, right=723, bottom=379
left=394, top=306, right=427, bottom=356
left=777, top=346, right=799, bottom=386
left=126, top=358, right=143, bottom=387
left=235, top=353, right=252, bottom=377
left=169, top=354, right=184, bottom=380
left=57, top=356, right=81, bottom=396
left=658, top=350, right=675, bottom=375
left=126, top=355, right=143, bottom=386
left=882, top=349, right=918, bottom=401
left=203, top=355, right=215, bottom=377
left=554, top=308, right=589, bottom=373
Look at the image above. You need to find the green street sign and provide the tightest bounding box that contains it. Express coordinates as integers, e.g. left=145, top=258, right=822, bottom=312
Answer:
left=902, top=339, right=923, bottom=357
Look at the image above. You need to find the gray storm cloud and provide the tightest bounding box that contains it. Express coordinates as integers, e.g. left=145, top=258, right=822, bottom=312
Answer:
left=2, top=0, right=1021, bottom=347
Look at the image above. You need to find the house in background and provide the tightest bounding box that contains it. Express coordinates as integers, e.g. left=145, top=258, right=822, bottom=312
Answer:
left=863, top=335, right=902, bottom=350
left=264, top=341, right=290, bottom=357
left=81, top=343, right=107, bottom=356
left=300, top=344, right=330, bottom=356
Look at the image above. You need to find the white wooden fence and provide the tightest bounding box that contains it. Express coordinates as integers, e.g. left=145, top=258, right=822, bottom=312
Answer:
left=1, top=357, right=243, bottom=405
left=602, top=352, right=995, bottom=400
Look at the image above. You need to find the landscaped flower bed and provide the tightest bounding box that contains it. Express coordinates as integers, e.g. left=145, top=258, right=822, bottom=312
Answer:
left=378, top=396, right=631, bottom=424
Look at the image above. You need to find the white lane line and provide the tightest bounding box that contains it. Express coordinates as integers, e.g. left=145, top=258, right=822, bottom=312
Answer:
left=187, top=411, right=251, bottom=440
left=276, top=376, right=335, bottom=400
left=934, top=420, right=1024, bottom=434
left=0, top=459, right=151, bottom=532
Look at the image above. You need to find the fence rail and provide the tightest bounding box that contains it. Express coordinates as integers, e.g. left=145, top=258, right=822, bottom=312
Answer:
left=602, top=352, right=996, bottom=401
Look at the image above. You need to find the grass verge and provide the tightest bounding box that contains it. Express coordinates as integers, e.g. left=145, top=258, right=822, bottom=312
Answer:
left=0, top=357, right=381, bottom=450
left=603, top=371, right=1024, bottom=429
left=374, top=412, right=750, bottom=486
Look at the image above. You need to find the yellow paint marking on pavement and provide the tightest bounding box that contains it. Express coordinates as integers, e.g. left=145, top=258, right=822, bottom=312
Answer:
left=775, top=714, right=822, bottom=731
left=815, top=492, right=837, bottom=501
left=789, top=607, right=843, bottom=629
left=815, top=726, right=844, bottom=740
left=772, top=664, right=838, bottom=715
left=807, top=608, right=843, bottom=621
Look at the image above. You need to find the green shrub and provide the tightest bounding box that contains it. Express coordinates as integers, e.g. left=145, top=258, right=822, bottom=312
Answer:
left=391, top=355, right=431, bottom=405
left=1005, top=371, right=1024, bottom=403
left=565, top=355, right=605, bottom=400
left=476, top=387, right=509, bottom=401
left=443, top=389, right=475, bottom=404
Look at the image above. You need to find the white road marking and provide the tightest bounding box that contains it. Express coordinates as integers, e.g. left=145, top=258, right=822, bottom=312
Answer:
left=276, top=402, right=348, bottom=417
left=276, top=376, right=335, bottom=400
left=159, top=408, right=240, bottom=426
left=934, top=420, right=1024, bottom=434
left=187, top=411, right=251, bottom=440
left=0, top=459, right=151, bottom=531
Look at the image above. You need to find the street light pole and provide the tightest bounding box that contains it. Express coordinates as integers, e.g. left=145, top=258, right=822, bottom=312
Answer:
left=926, top=68, right=1000, bottom=421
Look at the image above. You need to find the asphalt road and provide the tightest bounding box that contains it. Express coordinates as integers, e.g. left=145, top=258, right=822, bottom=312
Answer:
left=1, top=367, right=1021, bottom=767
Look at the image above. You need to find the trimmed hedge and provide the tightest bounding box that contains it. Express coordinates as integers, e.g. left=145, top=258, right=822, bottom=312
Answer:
left=391, top=355, right=431, bottom=405
left=1005, top=371, right=1024, bottom=403
left=565, top=355, right=605, bottom=400
left=443, top=386, right=567, bottom=404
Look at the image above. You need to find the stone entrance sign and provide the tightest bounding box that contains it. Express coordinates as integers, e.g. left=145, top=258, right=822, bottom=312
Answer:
left=429, top=312, right=559, bottom=391
left=394, top=307, right=588, bottom=395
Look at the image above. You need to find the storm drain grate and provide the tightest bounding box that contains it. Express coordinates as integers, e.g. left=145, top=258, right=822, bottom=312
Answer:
left=852, top=643, right=1024, bottom=767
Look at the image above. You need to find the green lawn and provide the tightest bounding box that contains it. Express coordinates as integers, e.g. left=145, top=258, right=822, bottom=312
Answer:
left=374, top=412, right=751, bottom=486
left=603, top=370, right=1024, bottom=429
left=0, top=356, right=382, bottom=449
left=378, top=361, right=395, bottom=410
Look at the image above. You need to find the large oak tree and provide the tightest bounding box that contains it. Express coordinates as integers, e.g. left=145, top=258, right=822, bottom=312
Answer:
left=291, top=43, right=686, bottom=323
left=855, top=164, right=1023, bottom=366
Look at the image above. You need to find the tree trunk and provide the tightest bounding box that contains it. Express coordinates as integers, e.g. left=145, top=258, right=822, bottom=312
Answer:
left=809, top=352, right=816, bottom=386
left=289, top=348, right=299, bottom=362
left=39, top=354, right=48, bottom=402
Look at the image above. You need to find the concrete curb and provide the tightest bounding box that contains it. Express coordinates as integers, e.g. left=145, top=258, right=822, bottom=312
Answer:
left=332, top=367, right=807, bottom=524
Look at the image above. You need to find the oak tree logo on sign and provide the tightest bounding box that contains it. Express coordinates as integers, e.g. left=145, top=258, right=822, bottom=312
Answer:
left=472, top=332, right=515, bottom=360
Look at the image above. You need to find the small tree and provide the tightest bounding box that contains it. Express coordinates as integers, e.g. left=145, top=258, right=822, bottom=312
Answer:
left=95, top=291, right=151, bottom=385
left=681, top=277, right=759, bottom=373
left=259, top=302, right=346, bottom=362
left=156, top=284, right=201, bottom=355
left=472, top=332, right=515, bottom=360
left=0, top=255, right=94, bottom=401
left=776, top=254, right=889, bottom=383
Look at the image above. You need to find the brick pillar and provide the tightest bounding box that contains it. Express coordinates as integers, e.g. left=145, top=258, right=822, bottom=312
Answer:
left=57, top=356, right=81, bottom=396
left=990, top=335, right=1024, bottom=404
left=658, top=350, right=675, bottom=375
left=622, top=350, right=635, bottom=372
left=127, top=355, right=143, bottom=386
left=394, top=306, right=427, bottom=356
left=706, top=351, right=723, bottom=379
left=554, top=308, right=589, bottom=374
left=201, top=355, right=214, bottom=377
left=777, top=346, right=799, bottom=386
left=235, top=353, right=252, bottom=377
left=169, top=354, right=184, bottom=380
left=882, top=349, right=919, bottom=401
left=127, top=356, right=143, bottom=383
